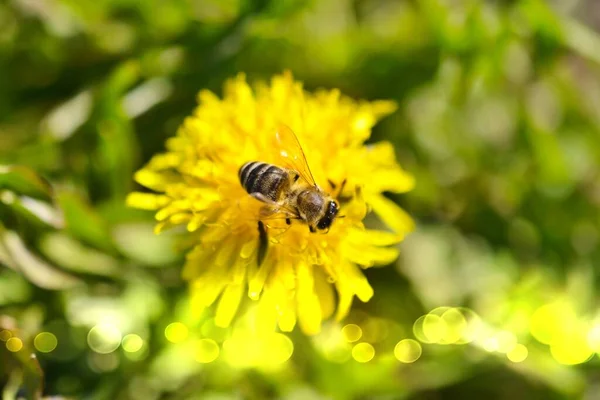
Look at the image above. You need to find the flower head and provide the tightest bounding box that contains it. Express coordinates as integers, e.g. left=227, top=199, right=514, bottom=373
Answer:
left=127, top=72, right=414, bottom=334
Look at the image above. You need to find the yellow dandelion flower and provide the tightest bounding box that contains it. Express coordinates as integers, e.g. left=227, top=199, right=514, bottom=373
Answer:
left=127, top=72, right=414, bottom=335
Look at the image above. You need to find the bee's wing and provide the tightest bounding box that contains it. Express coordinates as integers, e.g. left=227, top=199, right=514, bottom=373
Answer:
left=250, top=192, right=300, bottom=220
left=259, top=204, right=300, bottom=220
left=273, top=124, right=317, bottom=188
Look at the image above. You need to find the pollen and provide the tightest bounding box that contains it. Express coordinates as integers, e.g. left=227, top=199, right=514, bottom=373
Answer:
left=126, top=72, right=415, bottom=334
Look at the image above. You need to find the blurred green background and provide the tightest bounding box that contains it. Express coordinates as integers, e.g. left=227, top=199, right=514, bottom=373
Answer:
left=2, top=0, right=600, bottom=399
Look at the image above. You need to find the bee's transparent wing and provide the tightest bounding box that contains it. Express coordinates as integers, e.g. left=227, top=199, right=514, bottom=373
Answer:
left=273, top=124, right=317, bottom=187
left=250, top=192, right=300, bottom=220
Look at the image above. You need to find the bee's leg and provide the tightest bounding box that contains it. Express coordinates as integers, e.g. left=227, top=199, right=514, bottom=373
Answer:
left=271, top=224, right=293, bottom=240
left=257, top=221, right=268, bottom=266
left=259, top=205, right=278, bottom=219
left=309, top=225, right=316, bottom=233
left=285, top=218, right=291, bottom=225
left=251, top=192, right=276, bottom=204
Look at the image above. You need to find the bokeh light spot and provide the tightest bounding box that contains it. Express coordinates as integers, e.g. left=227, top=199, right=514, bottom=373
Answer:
left=34, top=332, right=58, bottom=353
left=352, top=342, right=375, bottom=363
left=507, top=344, right=528, bottom=363
left=195, top=338, right=220, bottom=363
left=88, top=352, right=120, bottom=372
left=429, top=306, right=452, bottom=316
left=313, top=323, right=352, bottom=363
left=267, top=333, right=294, bottom=364
left=42, top=320, right=79, bottom=362
left=394, top=339, right=422, bottom=363
left=529, top=302, right=593, bottom=365
left=222, top=338, right=253, bottom=367
left=122, top=334, right=144, bottom=353
left=550, top=332, right=593, bottom=365
left=587, top=325, right=600, bottom=352
left=0, top=330, right=12, bottom=341
left=422, top=314, right=448, bottom=343
left=495, top=331, right=517, bottom=353
left=87, top=323, right=122, bottom=354
left=440, top=308, right=467, bottom=344
left=165, top=322, right=188, bottom=343
left=6, top=337, right=23, bottom=352
left=456, top=308, right=483, bottom=344
left=342, top=324, right=362, bottom=343
left=413, top=315, right=430, bottom=343
left=530, top=302, right=575, bottom=345
left=482, top=336, right=499, bottom=352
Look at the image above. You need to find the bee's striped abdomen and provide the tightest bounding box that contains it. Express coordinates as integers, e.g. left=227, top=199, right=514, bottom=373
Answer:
left=239, top=161, right=288, bottom=202
left=239, top=162, right=268, bottom=192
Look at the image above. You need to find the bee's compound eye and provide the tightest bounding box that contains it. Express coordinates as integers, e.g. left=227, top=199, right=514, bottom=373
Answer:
left=317, top=218, right=330, bottom=230
left=329, top=200, right=339, bottom=216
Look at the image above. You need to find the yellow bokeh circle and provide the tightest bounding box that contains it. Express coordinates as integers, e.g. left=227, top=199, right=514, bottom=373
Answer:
left=422, top=314, right=448, bottom=343
left=352, top=342, right=375, bottom=363
left=413, top=315, right=430, bottom=343
left=507, top=344, right=528, bottom=363
left=394, top=339, right=422, bottom=363
left=495, top=331, right=517, bottom=354
left=587, top=325, right=600, bottom=352
left=165, top=322, right=188, bottom=343
left=429, top=306, right=452, bottom=316
left=6, top=337, right=23, bottom=352
left=482, top=336, right=499, bottom=352
left=455, top=308, right=483, bottom=344
left=550, top=334, right=593, bottom=366
left=530, top=302, right=576, bottom=345
left=195, top=338, right=220, bottom=363
left=342, top=324, right=362, bottom=343
left=122, top=334, right=144, bottom=353
left=0, top=330, right=12, bottom=341
left=266, top=333, right=294, bottom=364
left=34, top=332, right=58, bottom=353
left=440, top=308, right=467, bottom=344
left=87, top=323, right=122, bottom=354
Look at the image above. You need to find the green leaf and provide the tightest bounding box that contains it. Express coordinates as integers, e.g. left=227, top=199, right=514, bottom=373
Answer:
left=56, top=191, right=116, bottom=253
left=40, top=232, right=122, bottom=277
left=91, top=60, right=142, bottom=199
left=112, top=222, right=180, bottom=267
left=0, top=228, right=81, bottom=290
left=0, top=166, right=53, bottom=202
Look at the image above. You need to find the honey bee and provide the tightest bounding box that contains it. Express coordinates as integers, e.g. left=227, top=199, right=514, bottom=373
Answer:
left=238, top=125, right=342, bottom=264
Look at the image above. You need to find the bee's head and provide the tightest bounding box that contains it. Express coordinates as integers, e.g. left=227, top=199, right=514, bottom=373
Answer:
left=316, top=200, right=339, bottom=232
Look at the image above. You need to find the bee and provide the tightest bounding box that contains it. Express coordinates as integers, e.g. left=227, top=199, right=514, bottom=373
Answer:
left=239, top=125, right=343, bottom=265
